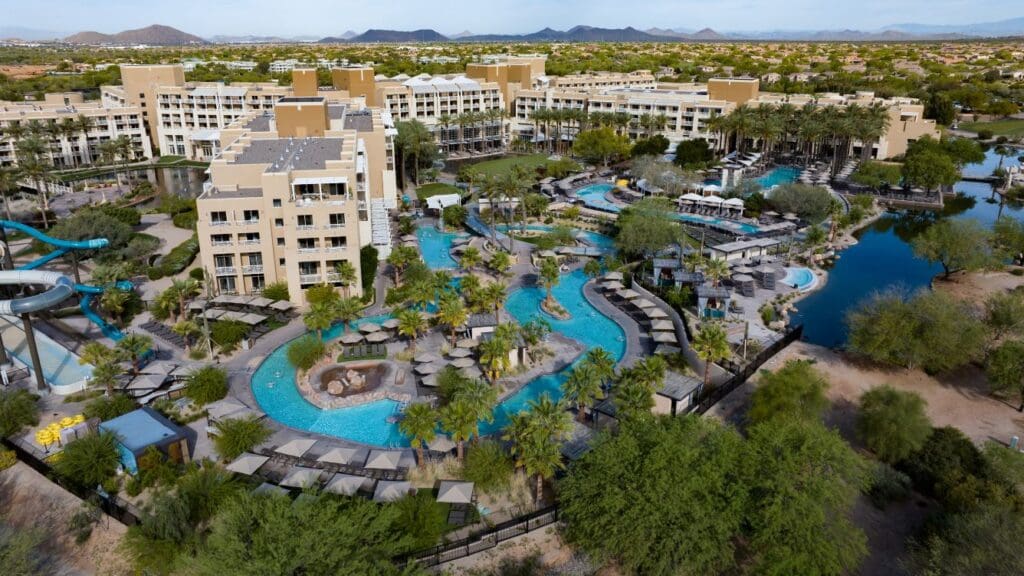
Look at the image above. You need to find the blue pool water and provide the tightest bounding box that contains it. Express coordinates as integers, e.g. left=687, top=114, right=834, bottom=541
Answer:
left=416, top=227, right=466, bottom=270
left=705, top=165, right=802, bottom=189
left=251, top=269, right=624, bottom=445
left=496, top=224, right=617, bottom=254
left=780, top=267, right=818, bottom=292
left=0, top=317, right=92, bottom=392
left=574, top=184, right=763, bottom=235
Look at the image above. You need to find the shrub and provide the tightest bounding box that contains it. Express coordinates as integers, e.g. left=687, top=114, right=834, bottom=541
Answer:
left=213, top=417, right=271, bottom=461
left=83, top=394, right=137, bottom=422
left=462, top=441, right=514, bottom=494
left=287, top=335, right=325, bottom=371
left=768, top=183, right=834, bottom=224
left=976, top=129, right=994, bottom=140
left=442, top=204, right=467, bottom=229
left=393, top=491, right=448, bottom=549
left=93, top=204, right=142, bottom=226
left=0, top=389, right=40, bottom=437
left=171, top=210, right=197, bottom=230
left=262, top=281, right=290, bottom=301
left=305, top=283, right=339, bottom=307
left=857, top=385, right=932, bottom=463
left=53, top=432, right=120, bottom=489
left=188, top=267, right=205, bottom=281
left=154, top=234, right=199, bottom=277
left=867, top=463, right=912, bottom=509
left=185, top=366, right=229, bottom=406
left=210, top=320, right=249, bottom=351
left=899, top=426, right=990, bottom=508
left=360, top=245, right=379, bottom=303
left=748, top=360, right=829, bottom=425
left=0, top=449, right=15, bottom=471
left=146, top=266, right=164, bottom=281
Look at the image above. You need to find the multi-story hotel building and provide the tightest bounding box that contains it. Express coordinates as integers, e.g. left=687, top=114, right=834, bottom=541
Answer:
left=195, top=89, right=398, bottom=305
left=0, top=92, right=151, bottom=169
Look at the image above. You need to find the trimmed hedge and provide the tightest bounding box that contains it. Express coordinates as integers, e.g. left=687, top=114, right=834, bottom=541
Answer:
left=149, top=234, right=199, bottom=279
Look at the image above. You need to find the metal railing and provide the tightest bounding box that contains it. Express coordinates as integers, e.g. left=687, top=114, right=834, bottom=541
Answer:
left=398, top=505, right=560, bottom=569
left=214, top=266, right=236, bottom=275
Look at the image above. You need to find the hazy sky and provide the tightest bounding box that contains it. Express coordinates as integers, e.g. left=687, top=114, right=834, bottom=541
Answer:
left=4, top=0, right=1021, bottom=36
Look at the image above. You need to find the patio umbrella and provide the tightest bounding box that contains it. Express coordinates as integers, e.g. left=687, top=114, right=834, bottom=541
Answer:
left=763, top=211, right=779, bottom=217
left=602, top=280, right=625, bottom=291
left=275, top=438, right=316, bottom=458
left=279, top=466, right=322, bottom=489
left=755, top=265, right=780, bottom=277
left=651, top=319, right=674, bottom=331
left=414, top=352, right=441, bottom=364
left=359, top=322, right=382, bottom=334
left=448, top=347, right=473, bottom=358
left=732, top=273, right=754, bottom=283
left=782, top=213, right=799, bottom=221
left=427, top=435, right=456, bottom=452
left=733, top=266, right=755, bottom=275
left=365, top=331, right=390, bottom=343
left=226, top=453, right=269, bottom=475
left=654, top=344, right=682, bottom=355
left=340, top=332, right=365, bottom=344
left=616, top=289, right=640, bottom=300
left=373, top=481, right=413, bottom=502
left=415, top=363, right=442, bottom=375
left=456, top=338, right=479, bottom=349
left=381, top=318, right=400, bottom=330
left=652, top=332, right=677, bottom=344
left=365, top=450, right=401, bottom=470
left=459, top=366, right=483, bottom=379
left=645, top=308, right=668, bottom=319
left=420, top=374, right=439, bottom=387
left=450, top=357, right=476, bottom=369
left=401, top=234, right=417, bottom=242
left=317, top=447, right=360, bottom=465
left=324, top=474, right=366, bottom=496
left=436, top=481, right=475, bottom=504
left=602, top=271, right=624, bottom=281
left=632, top=298, right=656, bottom=309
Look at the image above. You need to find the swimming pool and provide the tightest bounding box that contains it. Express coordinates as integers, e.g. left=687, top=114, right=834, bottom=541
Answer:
left=415, top=227, right=467, bottom=270
left=705, top=165, right=802, bottom=190
left=780, top=267, right=818, bottom=292
left=574, top=184, right=763, bottom=235
left=0, top=316, right=92, bottom=393
left=250, top=269, right=625, bottom=446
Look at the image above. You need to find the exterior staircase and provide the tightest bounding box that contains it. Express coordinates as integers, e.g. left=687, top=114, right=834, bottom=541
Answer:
left=370, top=198, right=393, bottom=259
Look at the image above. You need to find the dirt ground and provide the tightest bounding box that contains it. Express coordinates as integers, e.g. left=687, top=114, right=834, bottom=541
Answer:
left=0, top=462, right=132, bottom=576
left=0, top=64, right=53, bottom=79
left=933, top=268, right=1024, bottom=310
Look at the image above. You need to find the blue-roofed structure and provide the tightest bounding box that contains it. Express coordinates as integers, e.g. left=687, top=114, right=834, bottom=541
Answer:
left=98, top=407, right=190, bottom=474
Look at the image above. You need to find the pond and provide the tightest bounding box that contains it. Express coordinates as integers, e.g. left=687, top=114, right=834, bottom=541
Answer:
left=791, top=150, right=1024, bottom=348
left=77, top=166, right=207, bottom=200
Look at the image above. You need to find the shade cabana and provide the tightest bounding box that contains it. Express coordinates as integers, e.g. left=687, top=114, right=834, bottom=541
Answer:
left=680, top=192, right=704, bottom=203
left=436, top=480, right=475, bottom=504
left=365, top=450, right=402, bottom=471
left=249, top=297, right=274, bottom=308
left=226, top=452, right=269, bottom=475
left=317, top=447, right=362, bottom=466
left=414, top=352, right=441, bottom=364
left=275, top=438, right=316, bottom=458
left=270, top=300, right=294, bottom=312
left=459, top=366, right=483, bottom=379
left=645, top=308, right=669, bottom=319
left=782, top=212, right=799, bottom=221
left=651, top=319, right=674, bottom=331
left=450, top=357, right=476, bottom=369
left=374, top=481, right=413, bottom=502
left=339, top=332, right=365, bottom=344
left=448, top=347, right=473, bottom=358
left=733, top=265, right=755, bottom=275
left=238, top=313, right=267, bottom=326
left=603, top=280, right=625, bottom=291
left=616, top=289, right=640, bottom=300
left=359, top=322, right=382, bottom=334
left=401, top=234, right=418, bottom=242
left=324, top=473, right=368, bottom=496
left=602, top=271, right=624, bottom=281
left=427, top=435, right=456, bottom=453
left=632, top=298, right=656, bottom=309
left=280, top=466, right=322, bottom=489
left=652, top=332, right=678, bottom=344
left=141, top=361, right=177, bottom=376
left=365, top=331, right=390, bottom=343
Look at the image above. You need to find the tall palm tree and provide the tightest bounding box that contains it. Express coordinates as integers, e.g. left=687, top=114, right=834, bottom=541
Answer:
left=436, top=114, right=452, bottom=153
left=562, top=362, right=603, bottom=422
left=437, top=296, right=468, bottom=346
left=615, top=373, right=655, bottom=421
left=584, top=347, right=616, bottom=389
left=479, top=281, right=507, bottom=323
left=171, top=278, right=201, bottom=323
left=521, top=436, right=563, bottom=503
left=455, top=378, right=497, bottom=440
left=116, top=333, right=152, bottom=376
left=692, top=322, right=730, bottom=395
left=539, top=257, right=560, bottom=307
left=703, top=258, right=730, bottom=288
left=172, top=320, right=201, bottom=354
left=396, top=308, right=426, bottom=352
left=99, top=288, right=131, bottom=328
left=440, top=398, right=476, bottom=462
left=479, top=335, right=511, bottom=382
left=502, top=411, right=533, bottom=470
left=332, top=261, right=357, bottom=297
left=14, top=136, right=52, bottom=228
left=75, top=114, right=94, bottom=166
left=78, top=342, right=122, bottom=396
left=460, top=246, right=482, bottom=271
left=59, top=117, right=78, bottom=169
left=0, top=168, right=19, bottom=221
left=334, top=297, right=362, bottom=334
left=399, top=403, right=437, bottom=469
left=303, top=301, right=336, bottom=341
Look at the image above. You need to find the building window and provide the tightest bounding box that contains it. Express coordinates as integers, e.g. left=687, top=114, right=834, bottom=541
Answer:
left=272, top=199, right=282, bottom=208
left=279, top=258, right=286, bottom=266
left=251, top=275, right=265, bottom=291
left=242, top=209, right=259, bottom=223
left=215, top=255, right=234, bottom=269
left=211, top=234, right=231, bottom=246
left=218, top=276, right=237, bottom=294
left=275, top=218, right=284, bottom=227
left=297, top=214, right=313, bottom=229
left=277, top=238, right=285, bottom=246
left=210, top=211, right=228, bottom=224
left=329, top=213, right=345, bottom=228
left=298, top=238, right=316, bottom=251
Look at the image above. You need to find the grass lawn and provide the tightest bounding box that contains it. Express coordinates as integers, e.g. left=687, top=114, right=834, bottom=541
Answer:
left=416, top=182, right=462, bottom=201
left=464, top=154, right=561, bottom=179
left=959, top=119, right=1024, bottom=138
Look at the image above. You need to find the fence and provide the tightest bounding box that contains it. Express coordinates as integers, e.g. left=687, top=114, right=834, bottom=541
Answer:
left=399, top=505, right=560, bottom=569
left=690, top=323, right=804, bottom=415
left=2, top=436, right=141, bottom=526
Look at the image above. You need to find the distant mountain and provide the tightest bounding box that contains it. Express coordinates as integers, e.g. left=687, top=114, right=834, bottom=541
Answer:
left=449, top=30, right=475, bottom=39
left=208, top=35, right=303, bottom=44
left=690, top=28, right=725, bottom=40
left=341, top=30, right=359, bottom=40
left=65, top=24, right=206, bottom=45
left=463, top=25, right=683, bottom=42
left=0, top=26, right=68, bottom=41
left=329, top=29, right=449, bottom=43
left=886, top=16, right=1024, bottom=37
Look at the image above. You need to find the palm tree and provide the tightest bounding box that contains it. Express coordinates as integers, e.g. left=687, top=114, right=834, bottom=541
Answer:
left=440, top=399, right=477, bottom=462
left=75, top=114, right=94, bottom=166
left=399, top=403, right=437, bottom=469
left=563, top=362, right=604, bottom=422
left=436, top=114, right=452, bottom=153
left=437, top=297, right=468, bottom=346
left=334, top=261, right=357, bottom=297
left=171, top=278, right=201, bottom=323
left=396, top=308, right=426, bottom=352
left=478, top=335, right=511, bottom=382
left=502, top=411, right=533, bottom=470
left=480, top=281, right=507, bottom=323
left=454, top=378, right=497, bottom=441
left=117, top=333, right=152, bottom=376
left=539, top=257, right=560, bottom=307
left=615, top=374, right=655, bottom=421
left=14, top=136, right=51, bottom=228
left=460, top=246, right=482, bottom=271
left=99, top=288, right=131, bottom=328
left=303, top=301, right=336, bottom=341
left=488, top=251, right=512, bottom=277
left=521, top=436, right=563, bottom=503
left=334, top=297, right=362, bottom=334
left=584, top=347, right=616, bottom=389
left=59, top=117, right=78, bottom=169
left=633, top=355, right=668, bottom=390
left=684, top=251, right=706, bottom=273
left=526, top=393, right=573, bottom=440
left=703, top=258, right=729, bottom=288
left=692, top=322, right=730, bottom=395
left=172, top=320, right=201, bottom=353
left=78, top=342, right=122, bottom=396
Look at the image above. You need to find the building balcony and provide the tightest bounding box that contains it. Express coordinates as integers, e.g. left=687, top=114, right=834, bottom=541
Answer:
left=299, top=273, right=322, bottom=283
left=326, top=223, right=345, bottom=229
left=242, top=265, right=264, bottom=274
left=215, top=266, right=236, bottom=276
left=296, top=224, right=315, bottom=231
left=325, top=273, right=342, bottom=282
left=326, top=246, right=347, bottom=253
left=235, top=219, right=260, bottom=226
left=211, top=240, right=233, bottom=248
left=297, top=248, right=320, bottom=254
left=239, top=239, right=261, bottom=245
left=209, top=220, right=231, bottom=227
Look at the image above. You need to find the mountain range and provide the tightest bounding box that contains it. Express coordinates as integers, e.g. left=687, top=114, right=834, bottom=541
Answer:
left=63, top=25, right=206, bottom=45
left=5, top=17, right=1024, bottom=45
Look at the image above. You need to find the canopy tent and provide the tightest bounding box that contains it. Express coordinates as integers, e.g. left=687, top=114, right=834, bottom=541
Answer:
left=324, top=473, right=367, bottom=496
left=702, top=184, right=723, bottom=193
left=279, top=466, right=322, bottom=489
left=603, top=281, right=625, bottom=291
left=140, top=361, right=177, bottom=376
left=226, top=452, right=269, bottom=475
left=317, top=447, right=362, bottom=466
left=436, top=480, right=475, bottom=504
left=616, top=289, right=640, bottom=300
left=414, top=362, right=445, bottom=375
left=270, top=300, right=294, bottom=312
left=459, top=366, right=484, bottom=379
left=374, top=481, right=413, bottom=502
left=414, top=352, right=442, bottom=364
left=340, top=332, right=365, bottom=344
left=702, top=195, right=726, bottom=205
left=359, top=322, right=382, bottom=334
left=602, top=271, right=624, bottom=281
left=249, top=297, right=275, bottom=308
left=723, top=198, right=745, bottom=208
left=275, top=438, right=316, bottom=458
left=680, top=192, right=704, bottom=202
left=365, top=450, right=402, bottom=470
left=420, top=374, right=439, bottom=387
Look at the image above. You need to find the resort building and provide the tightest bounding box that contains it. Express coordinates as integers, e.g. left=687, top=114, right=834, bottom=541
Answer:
left=0, top=91, right=151, bottom=169
left=195, top=91, right=398, bottom=305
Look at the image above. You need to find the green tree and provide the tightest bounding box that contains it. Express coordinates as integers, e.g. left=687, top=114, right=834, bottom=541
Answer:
left=487, top=250, right=512, bottom=276
left=185, top=366, right=230, bottom=406
left=117, top=333, right=152, bottom=376
left=333, top=260, right=358, bottom=297
left=396, top=308, right=426, bottom=352
left=768, top=183, right=834, bottom=224
left=857, top=385, right=932, bottom=463
left=984, top=292, right=1024, bottom=340
left=986, top=340, right=1024, bottom=411
left=261, top=281, right=290, bottom=301
left=572, top=127, right=631, bottom=167
left=615, top=197, right=680, bottom=258
left=437, top=296, right=468, bottom=346
left=399, top=403, right=437, bottom=469
left=912, top=219, right=995, bottom=279
left=902, top=149, right=959, bottom=192
left=303, top=301, right=336, bottom=341
left=440, top=399, right=477, bottom=462
left=538, top=257, right=560, bottom=307
left=334, top=296, right=362, bottom=334
left=0, top=389, right=39, bottom=437
left=692, top=322, right=730, bottom=393
left=0, top=522, right=49, bottom=576
left=672, top=138, right=715, bottom=169
left=560, top=416, right=747, bottom=576
left=562, top=362, right=604, bottom=422
left=78, top=341, right=123, bottom=396
left=744, top=419, right=869, bottom=576
left=286, top=335, right=325, bottom=371
left=748, top=359, right=829, bottom=425
left=54, top=432, right=120, bottom=489
left=911, top=504, right=1024, bottom=576
left=213, top=417, right=271, bottom=461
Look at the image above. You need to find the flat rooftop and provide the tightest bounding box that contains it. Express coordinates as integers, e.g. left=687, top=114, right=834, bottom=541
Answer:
left=244, top=113, right=273, bottom=132
left=232, top=137, right=345, bottom=171
left=98, top=407, right=182, bottom=453
left=278, top=96, right=325, bottom=104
